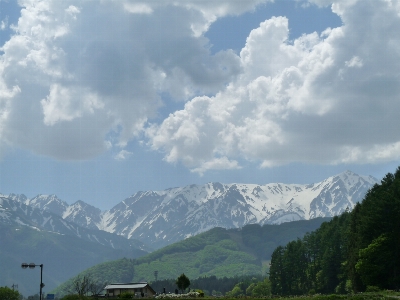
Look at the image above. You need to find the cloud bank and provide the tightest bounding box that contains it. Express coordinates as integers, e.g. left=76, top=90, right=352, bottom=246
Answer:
left=1, top=0, right=400, bottom=173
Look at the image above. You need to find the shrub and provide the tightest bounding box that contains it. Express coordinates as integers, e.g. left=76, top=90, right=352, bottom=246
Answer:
left=345, top=280, right=353, bottom=294
left=192, top=289, right=204, bottom=297
left=155, top=291, right=201, bottom=299
left=308, top=289, right=316, bottom=295
left=118, top=292, right=135, bottom=298
left=365, top=286, right=380, bottom=293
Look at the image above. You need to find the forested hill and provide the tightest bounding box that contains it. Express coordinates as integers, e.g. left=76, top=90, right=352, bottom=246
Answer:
left=52, top=217, right=329, bottom=296
left=269, top=167, right=400, bottom=295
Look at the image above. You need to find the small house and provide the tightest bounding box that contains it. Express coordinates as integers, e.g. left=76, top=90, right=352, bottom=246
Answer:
left=104, top=282, right=156, bottom=298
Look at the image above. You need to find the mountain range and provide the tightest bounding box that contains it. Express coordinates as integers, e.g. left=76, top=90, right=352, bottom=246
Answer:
left=2, top=170, right=377, bottom=250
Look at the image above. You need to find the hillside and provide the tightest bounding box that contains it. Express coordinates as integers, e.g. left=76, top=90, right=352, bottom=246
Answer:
left=52, top=217, right=329, bottom=296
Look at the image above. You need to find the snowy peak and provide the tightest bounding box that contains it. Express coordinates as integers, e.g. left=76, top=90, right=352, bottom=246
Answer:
left=332, top=170, right=377, bottom=190
left=63, top=200, right=102, bottom=229
left=26, top=194, right=69, bottom=216
left=7, top=193, right=28, bottom=203
left=306, top=171, right=377, bottom=219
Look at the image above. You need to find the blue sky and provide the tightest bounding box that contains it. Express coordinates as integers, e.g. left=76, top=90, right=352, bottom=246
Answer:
left=0, top=0, right=399, bottom=210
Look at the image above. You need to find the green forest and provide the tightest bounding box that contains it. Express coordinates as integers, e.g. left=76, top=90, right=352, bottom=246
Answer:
left=269, top=168, right=400, bottom=295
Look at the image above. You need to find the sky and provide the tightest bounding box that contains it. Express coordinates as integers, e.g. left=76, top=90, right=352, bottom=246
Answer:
left=0, top=0, right=400, bottom=210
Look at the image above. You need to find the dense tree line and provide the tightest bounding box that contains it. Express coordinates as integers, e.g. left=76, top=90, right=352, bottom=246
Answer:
left=225, top=276, right=271, bottom=297
left=269, top=168, right=400, bottom=295
left=241, top=217, right=330, bottom=260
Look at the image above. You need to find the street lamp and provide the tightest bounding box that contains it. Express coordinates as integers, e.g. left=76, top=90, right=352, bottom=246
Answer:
left=21, top=263, right=44, bottom=300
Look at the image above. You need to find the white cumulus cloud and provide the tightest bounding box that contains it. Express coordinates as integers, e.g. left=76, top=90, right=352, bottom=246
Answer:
left=191, top=157, right=241, bottom=176
left=147, top=0, right=400, bottom=172
left=0, top=16, right=8, bottom=31
left=41, top=84, right=104, bottom=125
left=0, top=0, right=259, bottom=159
left=114, top=149, right=133, bottom=161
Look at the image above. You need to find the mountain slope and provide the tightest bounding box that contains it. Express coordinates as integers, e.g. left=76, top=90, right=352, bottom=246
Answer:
left=52, top=217, right=330, bottom=297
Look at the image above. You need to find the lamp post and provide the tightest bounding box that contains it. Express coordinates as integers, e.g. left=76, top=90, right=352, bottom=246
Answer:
left=21, top=263, right=44, bottom=300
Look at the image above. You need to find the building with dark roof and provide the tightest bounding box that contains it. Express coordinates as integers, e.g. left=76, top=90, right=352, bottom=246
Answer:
left=104, top=282, right=156, bottom=298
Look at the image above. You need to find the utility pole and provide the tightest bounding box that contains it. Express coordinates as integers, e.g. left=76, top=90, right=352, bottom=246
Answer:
left=154, top=270, right=158, bottom=281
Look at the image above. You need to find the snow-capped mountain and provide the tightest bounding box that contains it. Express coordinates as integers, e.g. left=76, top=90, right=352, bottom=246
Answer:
left=24, top=194, right=69, bottom=216
left=19, top=194, right=102, bottom=229
left=98, top=170, right=377, bottom=248
left=2, top=170, right=378, bottom=249
left=0, top=196, right=148, bottom=253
